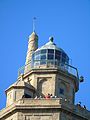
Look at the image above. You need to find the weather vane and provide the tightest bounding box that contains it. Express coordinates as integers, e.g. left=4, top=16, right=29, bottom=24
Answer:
left=33, top=17, right=36, bottom=32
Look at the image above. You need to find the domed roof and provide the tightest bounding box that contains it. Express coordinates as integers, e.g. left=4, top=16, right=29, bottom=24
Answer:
left=35, top=37, right=67, bottom=56
left=31, top=36, right=69, bottom=70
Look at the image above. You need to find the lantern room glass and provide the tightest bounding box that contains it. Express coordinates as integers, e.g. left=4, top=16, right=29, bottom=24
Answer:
left=31, top=49, right=69, bottom=70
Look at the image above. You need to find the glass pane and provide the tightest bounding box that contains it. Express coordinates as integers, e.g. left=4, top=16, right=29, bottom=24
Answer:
left=35, top=50, right=40, bottom=55
left=41, top=49, right=46, bottom=54
left=66, top=57, right=69, bottom=64
left=47, top=60, right=54, bottom=65
left=41, top=55, right=46, bottom=59
left=62, top=52, right=66, bottom=58
left=55, top=60, right=60, bottom=66
left=48, top=49, right=54, bottom=53
left=40, top=60, right=46, bottom=65
left=35, top=55, right=40, bottom=60
left=48, top=54, right=54, bottom=59
left=55, top=54, right=60, bottom=60
left=62, top=58, right=66, bottom=63
left=55, top=50, right=61, bottom=55
left=34, top=62, right=40, bottom=66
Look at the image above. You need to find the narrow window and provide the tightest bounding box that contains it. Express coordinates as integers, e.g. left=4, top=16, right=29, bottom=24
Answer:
left=59, top=88, right=64, bottom=95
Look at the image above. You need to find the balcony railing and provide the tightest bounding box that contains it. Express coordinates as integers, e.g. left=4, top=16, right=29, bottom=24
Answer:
left=18, top=60, right=79, bottom=79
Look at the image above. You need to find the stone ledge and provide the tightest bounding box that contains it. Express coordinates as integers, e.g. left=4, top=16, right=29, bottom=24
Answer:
left=0, top=98, right=90, bottom=119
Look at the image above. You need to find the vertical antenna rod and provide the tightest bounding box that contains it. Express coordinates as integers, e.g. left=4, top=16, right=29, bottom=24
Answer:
left=33, top=17, right=36, bottom=32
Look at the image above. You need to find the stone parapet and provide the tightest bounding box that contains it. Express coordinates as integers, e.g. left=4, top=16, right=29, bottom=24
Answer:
left=0, top=98, right=90, bottom=119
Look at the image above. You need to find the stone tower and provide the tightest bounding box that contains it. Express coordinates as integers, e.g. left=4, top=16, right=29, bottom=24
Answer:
left=24, top=32, right=38, bottom=73
left=0, top=32, right=90, bottom=120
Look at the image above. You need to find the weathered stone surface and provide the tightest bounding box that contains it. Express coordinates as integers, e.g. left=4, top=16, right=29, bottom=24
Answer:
left=0, top=99, right=90, bottom=120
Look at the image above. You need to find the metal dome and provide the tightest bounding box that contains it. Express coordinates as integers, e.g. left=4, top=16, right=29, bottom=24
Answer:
left=31, top=37, right=69, bottom=70
left=35, top=37, right=63, bottom=52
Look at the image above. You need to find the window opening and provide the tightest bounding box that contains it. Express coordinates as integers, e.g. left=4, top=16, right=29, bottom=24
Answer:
left=59, top=88, right=64, bottom=95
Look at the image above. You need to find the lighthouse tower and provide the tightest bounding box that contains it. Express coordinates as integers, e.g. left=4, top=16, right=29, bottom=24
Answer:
left=0, top=30, right=90, bottom=120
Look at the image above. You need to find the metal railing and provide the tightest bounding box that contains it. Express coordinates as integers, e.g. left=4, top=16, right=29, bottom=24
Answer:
left=18, top=60, right=79, bottom=79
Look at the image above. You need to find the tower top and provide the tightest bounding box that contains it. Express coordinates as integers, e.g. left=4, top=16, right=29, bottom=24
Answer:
left=29, top=31, right=38, bottom=39
left=28, top=17, right=38, bottom=39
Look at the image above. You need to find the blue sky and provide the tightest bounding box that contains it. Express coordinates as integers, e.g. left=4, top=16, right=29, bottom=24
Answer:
left=0, top=0, right=90, bottom=110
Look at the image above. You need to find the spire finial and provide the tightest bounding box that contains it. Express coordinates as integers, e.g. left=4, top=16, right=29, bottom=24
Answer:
left=49, top=36, right=54, bottom=42
left=33, top=17, right=36, bottom=32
